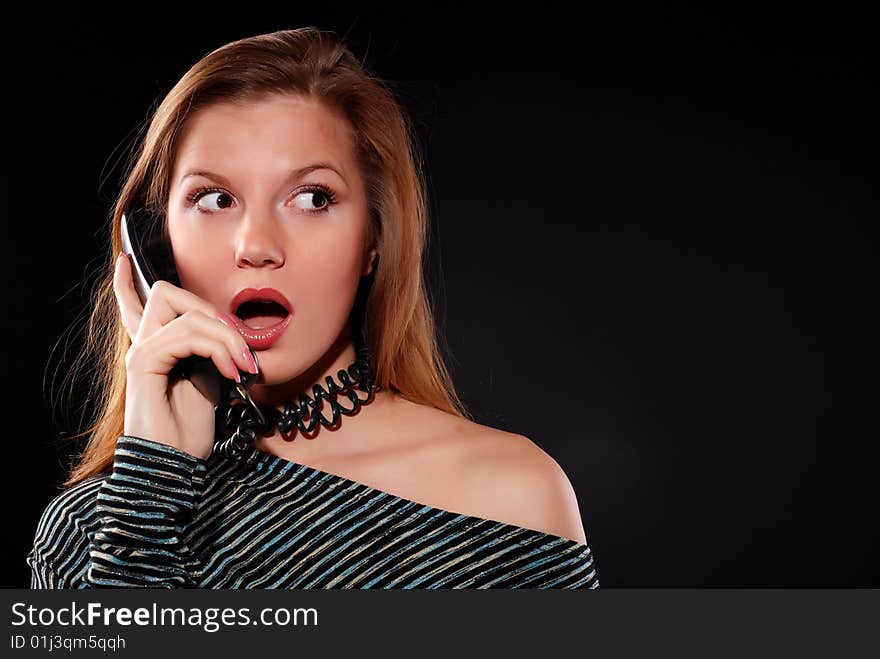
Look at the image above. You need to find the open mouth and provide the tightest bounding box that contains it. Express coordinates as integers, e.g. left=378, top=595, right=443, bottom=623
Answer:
left=234, top=300, right=290, bottom=330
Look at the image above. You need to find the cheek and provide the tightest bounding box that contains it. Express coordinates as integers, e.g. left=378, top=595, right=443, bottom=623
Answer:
left=175, top=257, right=221, bottom=297
left=288, top=230, right=367, bottom=340
left=168, top=227, right=224, bottom=297
left=294, top=234, right=365, bottom=310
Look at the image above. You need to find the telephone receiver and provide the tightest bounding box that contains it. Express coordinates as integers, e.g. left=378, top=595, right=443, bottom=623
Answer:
left=120, top=205, right=265, bottom=422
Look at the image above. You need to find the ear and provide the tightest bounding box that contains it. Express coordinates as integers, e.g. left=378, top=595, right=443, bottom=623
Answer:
left=363, top=247, right=378, bottom=276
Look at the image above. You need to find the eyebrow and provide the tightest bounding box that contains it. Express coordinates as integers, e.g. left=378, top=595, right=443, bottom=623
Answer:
left=180, top=162, right=346, bottom=186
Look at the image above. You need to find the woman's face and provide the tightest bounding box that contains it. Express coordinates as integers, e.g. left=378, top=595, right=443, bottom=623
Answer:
left=166, top=94, right=374, bottom=392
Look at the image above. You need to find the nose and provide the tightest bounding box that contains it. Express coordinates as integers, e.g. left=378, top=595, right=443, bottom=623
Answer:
left=234, top=210, right=285, bottom=269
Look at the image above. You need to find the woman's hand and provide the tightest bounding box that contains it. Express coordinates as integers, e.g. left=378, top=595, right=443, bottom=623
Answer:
left=112, top=253, right=258, bottom=459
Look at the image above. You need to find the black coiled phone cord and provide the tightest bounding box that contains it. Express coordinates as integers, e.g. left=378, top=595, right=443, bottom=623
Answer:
left=213, top=342, right=380, bottom=458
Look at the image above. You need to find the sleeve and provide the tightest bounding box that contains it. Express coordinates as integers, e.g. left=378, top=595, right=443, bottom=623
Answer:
left=492, top=536, right=600, bottom=589
left=29, top=435, right=208, bottom=589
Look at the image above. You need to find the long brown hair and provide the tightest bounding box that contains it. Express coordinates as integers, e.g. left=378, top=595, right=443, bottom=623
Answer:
left=60, top=27, right=469, bottom=487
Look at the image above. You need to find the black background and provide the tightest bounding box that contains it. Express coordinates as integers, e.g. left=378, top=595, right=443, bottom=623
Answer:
left=2, top=3, right=876, bottom=587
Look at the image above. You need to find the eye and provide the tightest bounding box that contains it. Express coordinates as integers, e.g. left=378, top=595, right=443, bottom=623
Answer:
left=184, top=184, right=338, bottom=216
left=186, top=187, right=235, bottom=213
left=292, top=185, right=338, bottom=215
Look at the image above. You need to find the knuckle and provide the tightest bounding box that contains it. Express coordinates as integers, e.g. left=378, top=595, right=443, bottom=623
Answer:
left=151, top=280, right=170, bottom=295
left=184, top=310, right=211, bottom=333
left=185, top=308, right=223, bottom=334
left=191, top=308, right=212, bottom=323
left=124, top=343, right=141, bottom=369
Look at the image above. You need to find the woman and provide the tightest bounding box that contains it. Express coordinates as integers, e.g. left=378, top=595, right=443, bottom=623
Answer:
left=28, top=27, right=599, bottom=588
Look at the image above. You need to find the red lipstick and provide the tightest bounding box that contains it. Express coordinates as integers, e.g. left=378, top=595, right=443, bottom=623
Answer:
left=228, top=287, right=293, bottom=350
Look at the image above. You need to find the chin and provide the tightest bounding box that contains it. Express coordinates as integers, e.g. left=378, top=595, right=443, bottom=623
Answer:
left=249, top=349, right=305, bottom=386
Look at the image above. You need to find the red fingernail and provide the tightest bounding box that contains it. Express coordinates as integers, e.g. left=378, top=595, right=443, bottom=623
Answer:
left=242, top=348, right=259, bottom=374
left=229, top=358, right=242, bottom=383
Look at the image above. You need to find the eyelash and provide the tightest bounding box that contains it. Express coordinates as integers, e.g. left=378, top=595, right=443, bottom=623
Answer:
left=184, top=183, right=338, bottom=215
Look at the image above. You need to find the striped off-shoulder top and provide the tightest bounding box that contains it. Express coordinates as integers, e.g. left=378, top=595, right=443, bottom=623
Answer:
left=27, top=435, right=600, bottom=589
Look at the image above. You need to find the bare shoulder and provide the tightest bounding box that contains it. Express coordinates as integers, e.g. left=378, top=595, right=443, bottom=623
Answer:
left=456, top=425, right=588, bottom=545
left=387, top=398, right=588, bottom=545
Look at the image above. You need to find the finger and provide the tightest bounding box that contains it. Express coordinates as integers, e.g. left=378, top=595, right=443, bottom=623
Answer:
left=137, top=279, right=224, bottom=341
left=134, top=320, right=243, bottom=383
left=113, top=253, right=144, bottom=341
left=183, top=310, right=256, bottom=374
left=142, top=309, right=255, bottom=375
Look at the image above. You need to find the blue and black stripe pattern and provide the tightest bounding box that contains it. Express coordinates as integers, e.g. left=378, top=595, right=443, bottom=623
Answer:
left=28, top=436, right=599, bottom=588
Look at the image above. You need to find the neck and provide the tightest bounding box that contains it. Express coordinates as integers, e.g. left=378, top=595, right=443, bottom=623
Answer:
left=246, top=324, right=362, bottom=411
